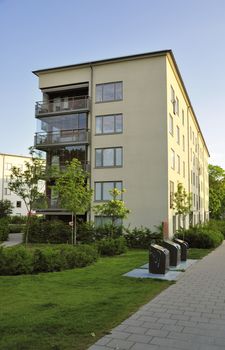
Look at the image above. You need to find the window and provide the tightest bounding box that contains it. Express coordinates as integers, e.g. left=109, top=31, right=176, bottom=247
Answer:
left=190, top=148, right=192, bottom=161
left=4, top=188, right=11, bottom=195
left=190, top=127, right=192, bottom=140
left=192, top=131, right=194, bottom=144
left=193, top=172, right=195, bottom=185
left=96, top=114, right=123, bottom=134
left=95, top=216, right=122, bottom=227
left=5, top=163, right=12, bottom=170
left=170, top=181, right=174, bottom=208
left=176, top=97, right=179, bottom=116
left=96, top=82, right=123, bottom=102
left=193, top=153, right=195, bottom=166
left=95, top=181, right=122, bottom=201
left=171, top=149, right=175, bottom=170
left=171, top=86, right=176, bottom=114
left=169, top=114, right=174, bottom=135
left=16, top=201, right=22, bottom=208
left=176, top=126, right=180, bottom=144
left=183, top=161, right=185, bottom=178
left=5, top=175, right=10, bottom=183
left=177, top=155, right=180, bottom=174
left=182, top=109, right=185, bottom=126
left=95, top=147, right=122, bottom=167
left=182, top=135, right=185, bottom=151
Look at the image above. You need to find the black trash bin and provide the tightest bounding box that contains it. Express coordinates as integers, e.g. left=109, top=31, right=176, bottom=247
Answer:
left=174, top=238, right=189, bottom=261
left=162, top=240, right=181, bottom=267
left=149, top=244, right=170, bottom=274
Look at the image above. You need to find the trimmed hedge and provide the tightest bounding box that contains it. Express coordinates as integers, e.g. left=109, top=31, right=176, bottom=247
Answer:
left=28, top=219, right=71, bottom=244
left=175, top=225, right=223, bottom=248
left=0, top=218, right=10, bottom=241
left=97, top=237, right=127, bottom=256
left=0, top=244, right=99, bottom=275
left=9, top=224, right=25, bottom=233
left=124, top=226, right=162, bottom=249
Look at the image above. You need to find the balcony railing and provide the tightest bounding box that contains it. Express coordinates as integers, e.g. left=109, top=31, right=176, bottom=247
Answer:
left=35, top=96, right=90, bottom=116
left=34, top=129, right=90, bottom=148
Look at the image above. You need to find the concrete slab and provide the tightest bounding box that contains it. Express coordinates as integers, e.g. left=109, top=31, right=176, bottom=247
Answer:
left=140, top=259, right=198, bottom=271
left=123, top=268, right=182, bottom=281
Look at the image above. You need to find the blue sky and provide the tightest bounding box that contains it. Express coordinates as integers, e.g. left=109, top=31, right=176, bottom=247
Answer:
left=0, top=0, right=225, bottom=166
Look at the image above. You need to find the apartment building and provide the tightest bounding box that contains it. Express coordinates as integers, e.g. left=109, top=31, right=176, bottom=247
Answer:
left=0, top=153, right=32, bottom=216
left=33, top=50, right=209, bottom=236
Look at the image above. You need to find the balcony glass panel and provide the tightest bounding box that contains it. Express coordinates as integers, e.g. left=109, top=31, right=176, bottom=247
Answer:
left=37, top=113, right=87, bottom=133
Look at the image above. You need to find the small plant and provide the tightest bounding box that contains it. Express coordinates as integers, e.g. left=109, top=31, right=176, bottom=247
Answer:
left=124, top=226, right=162, bottom=249
left=97, top=237, right=127, bottom=256
left=173, top=182, right=192, bottom=231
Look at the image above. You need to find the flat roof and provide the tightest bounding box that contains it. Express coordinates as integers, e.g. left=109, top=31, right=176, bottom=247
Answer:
left=0, top=153, right=31, bottom=159
left=32, top=49, right=209, bottom=156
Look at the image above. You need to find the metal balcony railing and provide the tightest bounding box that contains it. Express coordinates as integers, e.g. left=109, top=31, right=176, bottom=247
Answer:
left=35, top=96, right=90, bottom=116
left=34, top=129, right=90, bottom=148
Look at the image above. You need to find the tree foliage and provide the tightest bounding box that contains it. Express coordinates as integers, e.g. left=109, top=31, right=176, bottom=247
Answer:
left=172, top=183, right=192, bottom=229
left=94, top=188, right=130, bottom=235
left=0, top=199, right=14, bottom=218
left=209, top=164, right=225, bottom=219
left=8, top=148, right=45, bottom=244
left=54, top=158, right=93, bottom=244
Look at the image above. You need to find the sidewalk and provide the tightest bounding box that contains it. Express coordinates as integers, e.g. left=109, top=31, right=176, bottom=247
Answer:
left=1, top=233, right=23, bottom=247
left=89, top=242, right=225, bottom=350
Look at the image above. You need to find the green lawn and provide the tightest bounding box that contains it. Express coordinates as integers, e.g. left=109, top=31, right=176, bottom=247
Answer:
left=0, top=250, right=170, bottom=350
left=0, top=247, right=214, bottom=350
left=188, top=247, right=214, bottom=259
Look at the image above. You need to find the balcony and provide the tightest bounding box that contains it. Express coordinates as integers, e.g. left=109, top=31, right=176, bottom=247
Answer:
left=34, top=129, right=90, bottom=149
left=35, top=96, right=90, bottom=116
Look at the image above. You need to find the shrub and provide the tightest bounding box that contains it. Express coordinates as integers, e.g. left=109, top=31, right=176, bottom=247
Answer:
left=207, top=220, right=225, bottom=238
left=124, top=226, right=162, bottom=249
left=97, top=237, right=127, bottom=256
left=95, top=224, right=123, bottom=239
left=0, top=246, right=33, bottom=275
left=175, top=225, right=223, bottom=248
left=9, top=224, right=25, bottom=233
left=0, top=244, right=99, bottom=276
left=10, top=216, right=27, bottom=224
left=0, top=218, right=10, bottom=241
left=76, top=222, right=123, bottom=243
left=28, top=219, right=71, bottom=244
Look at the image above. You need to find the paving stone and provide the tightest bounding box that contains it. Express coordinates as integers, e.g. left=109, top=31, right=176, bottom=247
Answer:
left=106, top=338, right=134, bottom=349
left=127, top=334, right=152, bottom=344
left=130, top=343, right=159, bottom=350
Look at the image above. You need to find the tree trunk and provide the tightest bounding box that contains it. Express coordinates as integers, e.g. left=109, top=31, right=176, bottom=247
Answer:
left=25, top=211, right=31, bottom=246
left=74, top=213, right=77, bottom=245
left=71, top=213, right=74, bottom=244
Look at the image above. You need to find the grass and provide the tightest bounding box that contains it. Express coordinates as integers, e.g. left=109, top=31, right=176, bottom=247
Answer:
left=0, top=249, right=171, bottom=350
left=188, top=248, right=214, bottom=259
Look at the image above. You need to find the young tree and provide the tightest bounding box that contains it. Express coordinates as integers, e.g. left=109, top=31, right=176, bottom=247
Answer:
left=54, top=158, right=93, bottom=244
left=208, top=164, right=225, bottom=219
left=172, top=183, right=192, bottom=230
left=94, top=188, right=130, bottom=236
left=8, top=148, right=45, bottom=244
left=0, top=199, right=14, bottom=218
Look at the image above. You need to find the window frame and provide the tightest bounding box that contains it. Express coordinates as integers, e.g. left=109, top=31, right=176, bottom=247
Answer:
left=95, top=114, right=123, bottom=135
left=169, top=114, right=174, bottom=136
left=94, top=181, right=123, bottom=201
left=95, top=147, right=123, bottom=168
left=96, top=81, right=123, bottom=103
left=171, top=148, right=175, bottom=170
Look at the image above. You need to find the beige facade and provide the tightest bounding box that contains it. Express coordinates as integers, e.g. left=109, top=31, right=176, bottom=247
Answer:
left=33, top=50, right=209, bottom=235
left=0, top=153, right=31, bottom=216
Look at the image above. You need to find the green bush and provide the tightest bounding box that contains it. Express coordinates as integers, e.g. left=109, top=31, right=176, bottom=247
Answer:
left=124, top=226, right=162, bottom=249
left=28, top=219, right=71, bottom=244
left=207, top=220, right=225, bottom=238
left=10, top=216, right=27, bottom=224
left=76, top=222, right=123, bottom=243
left=9, top=224, right=25, bottom=233
left=175, top=225, right=223, bottom=248
left=97, top=237, right=127, bottom=256
left=0, top=218, right=10, bottom=241
left=0, top=244, right=99, bottom=276
left=95, top=224, right=123, bottom=239
left=0, top=246, right=33, bottom=275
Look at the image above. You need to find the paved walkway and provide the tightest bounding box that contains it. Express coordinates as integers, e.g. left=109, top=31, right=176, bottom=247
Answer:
left=89, top=242, right=225, bottom=350
left=1, top=233, right=23, bottom=247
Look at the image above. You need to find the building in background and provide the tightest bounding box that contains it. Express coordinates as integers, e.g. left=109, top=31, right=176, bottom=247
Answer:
left=33, top=50, right=209, bottom=236
left=0, top=153, right=32, bottom=216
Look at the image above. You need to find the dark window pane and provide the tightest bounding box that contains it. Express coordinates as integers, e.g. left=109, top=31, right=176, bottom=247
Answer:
left=96, top=85, right=103, bottom=102
left=115, top=115, right=123, bottom=132
left=103, top=84, right=114, bottom=101
left=95, top=149, right=102, bottom=167
left=115, top=82, right=123, bottom=100
left=78, top=113, right=87, bottom=129
left=115, top=148, right=122, bottom=166
left=103, top=149, right=114, bottom=166
left=103, top=115, right=114, bottom=133
left=96, top=117, right=102, bottom=134
left=95, top=183, right=101, bottom=201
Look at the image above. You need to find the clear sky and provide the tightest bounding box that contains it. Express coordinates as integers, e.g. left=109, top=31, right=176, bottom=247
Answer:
left=0, top=0, right=225, bottom=166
